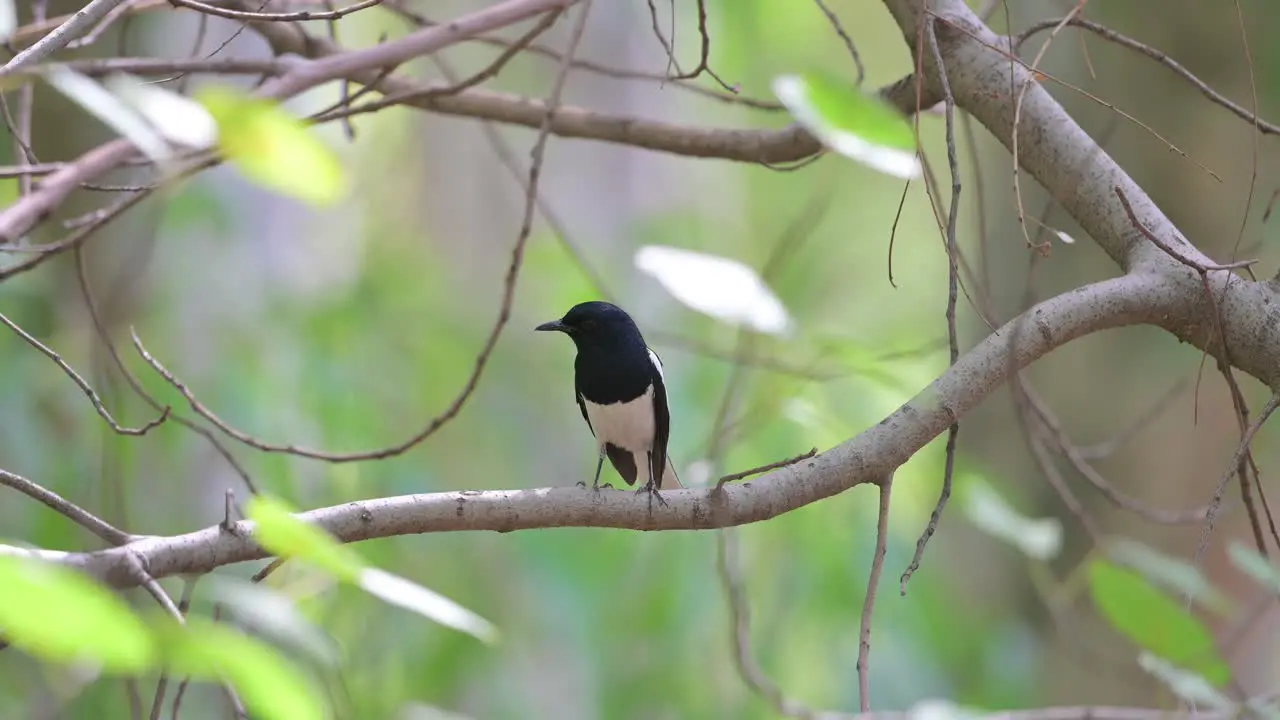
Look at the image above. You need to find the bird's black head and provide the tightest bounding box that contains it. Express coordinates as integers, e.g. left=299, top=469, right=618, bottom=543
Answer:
left=535, top=301, right=645, bottom=351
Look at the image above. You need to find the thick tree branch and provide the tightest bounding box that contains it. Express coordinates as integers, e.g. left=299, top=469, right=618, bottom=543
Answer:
left=0, top=1, right=932, bottom=244
left=879, top=0, right=1280, bottom=392
left=10, top=274, right=1168, bottom=588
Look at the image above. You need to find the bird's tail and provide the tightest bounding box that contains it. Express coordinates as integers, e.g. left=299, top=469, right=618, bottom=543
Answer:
left=659, top=456, right=683, bottom=490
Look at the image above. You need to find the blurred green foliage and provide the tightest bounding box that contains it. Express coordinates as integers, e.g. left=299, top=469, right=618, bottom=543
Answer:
left=3, top=0, right=1280, bottom=717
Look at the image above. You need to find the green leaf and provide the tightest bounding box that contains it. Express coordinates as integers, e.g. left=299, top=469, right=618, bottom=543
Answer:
left=0, top=555, right=156, bottom=672
left=1108, top=539, right=1232, bottom=614
left=205, top=576, right=341, bottom=667
left=962, top=480, right=1062, bottom=560
left=247, top=495, right=499, bottom=644
left=1227, top=541, right=1280, bottom=592
left=771, top=72, right=921, bottom=178
left=246, top=495, right=363, bottom=582
left=1088, top=560, right=1230, bottom=685
left=1137, top=654, right=1234, bottom=710
left=161, top=617, right=326, bottom=720
left=196, top=85, right=346, bottom=206
left=359, top=568, right=499, bottom=645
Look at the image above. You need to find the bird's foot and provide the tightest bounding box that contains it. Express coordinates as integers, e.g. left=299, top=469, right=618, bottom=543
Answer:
left=576, top=480, right=587, bottom=488
left=635, top=481, right=669, bottom=508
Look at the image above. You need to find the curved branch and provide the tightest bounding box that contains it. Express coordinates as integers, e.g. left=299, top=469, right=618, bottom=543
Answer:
left=879, top=0, right=1280, bottom=393
left=35, top=275, right=1169, bottom=588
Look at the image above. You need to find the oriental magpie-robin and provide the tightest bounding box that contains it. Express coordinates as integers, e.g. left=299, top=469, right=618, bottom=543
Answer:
left=536, top=301, right=681, bottom=505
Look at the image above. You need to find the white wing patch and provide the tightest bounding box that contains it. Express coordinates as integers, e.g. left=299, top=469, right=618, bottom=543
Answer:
left=647, top=348, right=664, bottom=380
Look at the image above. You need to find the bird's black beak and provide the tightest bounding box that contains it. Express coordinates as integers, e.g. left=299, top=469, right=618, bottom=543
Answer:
left=535, top=319, right=569, bottom=333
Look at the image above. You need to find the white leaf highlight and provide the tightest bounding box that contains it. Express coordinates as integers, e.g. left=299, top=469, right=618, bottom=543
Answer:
left=44, top=67, right=171, bottom=163
left=104, top=74, right=218, bottom=150
left=963, top=481, right=1062, bottom=560
left=359, top=568, right=499, bottom=645
left=635, top=245, right=792, bottom=335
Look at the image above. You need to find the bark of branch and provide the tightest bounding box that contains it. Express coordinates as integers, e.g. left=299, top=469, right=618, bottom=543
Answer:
left=10, top=275, right=1166, bottom=588
left=880, top=0, right=1280, bottom=390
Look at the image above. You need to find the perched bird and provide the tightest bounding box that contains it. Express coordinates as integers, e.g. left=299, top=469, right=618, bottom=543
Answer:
left=536, top=301, right=681, bottom=505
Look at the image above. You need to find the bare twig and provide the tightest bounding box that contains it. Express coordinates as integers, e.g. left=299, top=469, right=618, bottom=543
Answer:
left=1194, top=394, right=1280, bottom=565
left=0, top=0, right=133, bottom=75
left=0, top=468, right=131, bottom=546
left=65, top=0, right=139, bottom=50
left=1009, top=2, right=1085, bottom=250
left=1076, top=375, right=1192, bottom=459
left=74, top=245, right=258, bottom=494
left=716, top=529, right=826, bottom=718
left=0, top=310, right=169, bottom=435
left=1012, top=17, right=1280, bottom=136
left=716, top=449, right=817, bottom=489
left=858, top=478, right=892, bottom=711
left=312, top=8, right=564, bottom=122
left=901, top=17, right=961, bottom=595
left=129, top=1, right=588, bottom=465
left=813, top=0, right=865, bottom=85
left=167, top=0, right=381, bottom=21
left=386, top=3, right=779, bottom=110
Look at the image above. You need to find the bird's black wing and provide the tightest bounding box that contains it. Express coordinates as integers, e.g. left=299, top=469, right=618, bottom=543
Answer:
left=647, top=348, right=671, bottom=490
left=574, top=376, right=594, bottom=437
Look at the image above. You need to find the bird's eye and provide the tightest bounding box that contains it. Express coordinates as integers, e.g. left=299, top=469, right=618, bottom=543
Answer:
left=581, top=320, right=597, bottom=331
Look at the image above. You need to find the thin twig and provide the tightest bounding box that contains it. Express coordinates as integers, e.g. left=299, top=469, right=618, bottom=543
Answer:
left=74, top=245, right=259, bottom=494
left=901, top=17, right=961, bottom=595
left=1076, top=375, right=1192, bottom=459
left=812, top=0, right=865, bottom=85
left=0, top=310, right=170, bottom=435
left=1113, top=188, right=1256, bottom=271
left=716, top=449, right=817, bottom=489
left=167, top=0, right=381, bottom=21
left=0, top=468, right=132, bottom=546
left=1023, top=382, right=1213, bottom=524
left=858, top=477, right=892, bottom=711
left=65, top=0, right=139, bottom=50
left=1009, top=1, right=1085, bottom=250
left=130, top=2, right=591, bottom=465
left=385, top=2, right=778, bottom=110
left=716, top=529, right=825, bottom=719
left=0, top=0, right=133, bottom=75
left=1012, top=17, right=1280, bottom=136
left=1194, top=394, right=1280, bottom=566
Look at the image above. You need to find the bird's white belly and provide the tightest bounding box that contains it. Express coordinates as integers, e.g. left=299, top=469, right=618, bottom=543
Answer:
left=582, top=386, right=655, bottom=452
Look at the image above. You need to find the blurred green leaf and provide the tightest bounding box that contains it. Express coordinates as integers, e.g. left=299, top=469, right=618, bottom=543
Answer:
left=1228, top=541, right=1280, bottom=592
left=247, top=494, right=363, bottom=582
left=1088, top=560, right=1230, bottom=685
left=0, top=554, right=156, bottom=672
left=962, top=480, right=1062, bottom=560
left=1108, top=538, right=1232, bottom=614
left=359, top=568, right=499, bottom=645
left=771, top=72, right=920, bottom=178
left=1137, top=653, right=1234, bottom=710
left=163, top=617, right=326, bottom=720
left=197, top=85, right=346, bottom=206
left=248, top=495, right=498, bottom=644
left=206, top=575, right=341, bottom=668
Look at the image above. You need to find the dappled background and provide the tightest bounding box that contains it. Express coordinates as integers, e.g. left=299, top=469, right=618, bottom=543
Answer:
left=2, top=0, right=1280, bottom=717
